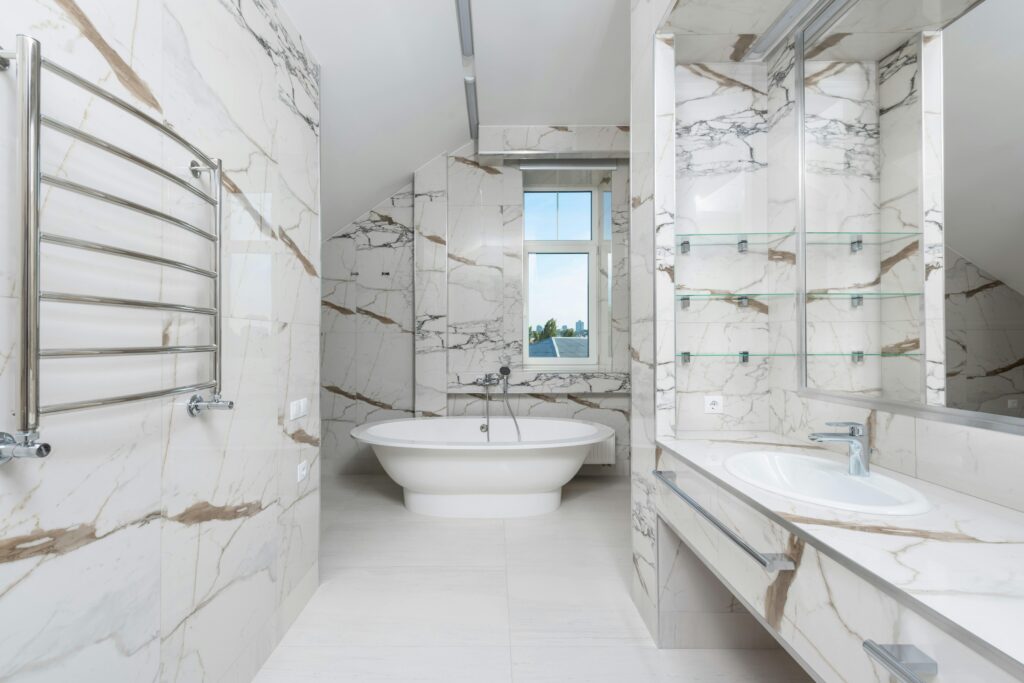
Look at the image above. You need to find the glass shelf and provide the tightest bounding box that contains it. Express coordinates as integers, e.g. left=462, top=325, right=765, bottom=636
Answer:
left=676, top=292, right=793, bottom=308
left=676, top=292, right=795, bottom=298
left=677, top=351, right=922, bottom=363
left=806, top=291, right=922, bottom=306
left=676, top=231, right=920, bottom=253
left=676, top=232, right=794, bottom=253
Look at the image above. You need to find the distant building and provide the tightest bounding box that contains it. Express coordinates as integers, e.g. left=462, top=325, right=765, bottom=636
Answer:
left=574, top=320, right=585, bottom=336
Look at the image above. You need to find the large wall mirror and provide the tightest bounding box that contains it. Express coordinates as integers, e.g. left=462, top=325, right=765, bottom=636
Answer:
left=799, top=0, right=1024, bottom=427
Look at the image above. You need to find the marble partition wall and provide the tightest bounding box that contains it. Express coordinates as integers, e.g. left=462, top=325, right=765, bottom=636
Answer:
left=0, top=1, right=321, bottom=680
left=321, top=187, right=414, bottom=476
left=630, top=0, right=676, bottom=639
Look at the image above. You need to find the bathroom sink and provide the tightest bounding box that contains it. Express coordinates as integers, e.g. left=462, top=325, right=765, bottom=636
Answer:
left=724, top=451, right=929, bottom=516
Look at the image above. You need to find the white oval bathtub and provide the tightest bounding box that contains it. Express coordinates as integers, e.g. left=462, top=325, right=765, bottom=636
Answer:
left=350, top=417, right=614, bottom=518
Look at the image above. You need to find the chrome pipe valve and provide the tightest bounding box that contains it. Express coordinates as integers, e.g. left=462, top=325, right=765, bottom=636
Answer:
left=0, top=431, right=51, bottom=465
left=187, top=393, right=234, bottom=417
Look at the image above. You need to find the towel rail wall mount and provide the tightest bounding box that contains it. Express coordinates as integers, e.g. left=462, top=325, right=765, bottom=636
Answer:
left=0, top=35, right=234, bottom=464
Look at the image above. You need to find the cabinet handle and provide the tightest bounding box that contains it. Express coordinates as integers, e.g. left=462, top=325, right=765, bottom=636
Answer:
left=653, top=470, right=795, bottom=573
left=863, top=641, right=937, bottom=682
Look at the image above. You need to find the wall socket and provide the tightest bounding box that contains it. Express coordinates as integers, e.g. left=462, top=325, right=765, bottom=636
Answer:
left=289, top=397, right=309, bottom=421
left=704, top=395, right=724, bottom=414
left=296, top=460, right=309, bottom=483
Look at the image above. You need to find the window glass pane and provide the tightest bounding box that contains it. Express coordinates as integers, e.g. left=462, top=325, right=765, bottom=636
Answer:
left=602, top=191, right=612, bottom=241
left=524, top=192, right=557, bottom=240
left=527, top=253, right=589, bottom=359
left=556, top=192, right=592, bottom=240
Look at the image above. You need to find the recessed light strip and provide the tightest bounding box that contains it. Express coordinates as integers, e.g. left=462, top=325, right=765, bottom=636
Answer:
left=455, top=0, right=474, bottom=56
left=743, top=0, right=819, bottom=61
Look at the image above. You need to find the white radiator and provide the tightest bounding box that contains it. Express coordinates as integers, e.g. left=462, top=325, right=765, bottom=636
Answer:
left=585, top=431, right=616, bottom=465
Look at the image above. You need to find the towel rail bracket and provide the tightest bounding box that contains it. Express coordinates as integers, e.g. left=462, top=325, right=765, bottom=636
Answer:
left=187, top=394, right=235, bottom=417
left=0, top=431, right=51, bottom=465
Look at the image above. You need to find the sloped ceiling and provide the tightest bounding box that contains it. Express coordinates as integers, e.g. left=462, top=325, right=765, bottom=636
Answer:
left=471, top=0, right=629, bottom=125
left=280, top=0, right=468, bottom=233
left=280, top=0, right=630, bottom=232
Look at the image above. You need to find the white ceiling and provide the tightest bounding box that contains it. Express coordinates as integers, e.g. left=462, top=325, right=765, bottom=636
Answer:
left=471, top=0, right=629, bottom=125
left=280, top=0, right=468, bottom=234
left=280, top=0, right=630, bottom=231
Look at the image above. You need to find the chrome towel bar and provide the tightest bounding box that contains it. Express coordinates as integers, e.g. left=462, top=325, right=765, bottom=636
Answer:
left=1, top=34, right=233, bottom=463
left=42, top=116, right=217, bottom=204
left=41, top=292, right=217, bottom=316
left=40, top=345, right=217, bottom=359
left=653, top=469, right=796, bottom=573
left=41, top=233, right=218, bottom=279
left=42, top=174, right=216, bottom=241
left=863, top=641, right=937, bottom=682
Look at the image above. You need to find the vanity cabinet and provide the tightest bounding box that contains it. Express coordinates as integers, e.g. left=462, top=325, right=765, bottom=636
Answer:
left=656, top=460, right=1020, bottom=683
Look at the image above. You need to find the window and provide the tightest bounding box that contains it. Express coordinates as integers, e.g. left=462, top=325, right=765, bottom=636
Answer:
left=523, top=187, right=608, bottom=365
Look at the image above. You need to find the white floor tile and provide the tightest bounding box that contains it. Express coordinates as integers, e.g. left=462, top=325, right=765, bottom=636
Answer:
left=257, top=475, right=812, bottom=682
left=511, top=646, right=811, bottom=683
left=321, top=518, right=506, bottom=572
left=260, top=645, right=513, bottom=682
left=281, top=567, right=510, bottom=648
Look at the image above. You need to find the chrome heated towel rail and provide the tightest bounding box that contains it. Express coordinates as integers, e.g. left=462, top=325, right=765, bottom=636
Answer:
left=0, top=35, right=234, bottom=463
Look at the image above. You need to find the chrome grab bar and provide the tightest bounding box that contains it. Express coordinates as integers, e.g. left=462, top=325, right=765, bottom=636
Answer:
left=653, top=470, right=796, bottom=572
left=0, top=34, right=234, bottom=461
left=863, top=641, right=937, bottom=682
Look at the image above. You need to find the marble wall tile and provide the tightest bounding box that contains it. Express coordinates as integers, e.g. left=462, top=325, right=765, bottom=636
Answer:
left=916, top=419, right=1024, bottom=513
left=413, top=153, right=449, bottom=417
left=477, top=125, right=630, bottom=157
left=321, top=188, right=414, bottom=478
left=0, top=0, right=321, bottom=680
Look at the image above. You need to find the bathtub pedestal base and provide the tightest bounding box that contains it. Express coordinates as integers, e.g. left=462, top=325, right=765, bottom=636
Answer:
left=403, top=489, right=562, bottom=518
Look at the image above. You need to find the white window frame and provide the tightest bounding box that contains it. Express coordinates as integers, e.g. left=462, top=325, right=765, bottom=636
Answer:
left=523, top=186, right=607, bottom=367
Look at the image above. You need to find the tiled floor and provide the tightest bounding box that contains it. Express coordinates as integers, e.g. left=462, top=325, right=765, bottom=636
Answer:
left=255, top=475, right=811, bottom=682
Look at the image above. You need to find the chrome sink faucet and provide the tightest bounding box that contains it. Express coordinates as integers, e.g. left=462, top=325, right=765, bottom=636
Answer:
left=808, top=421, right=871, bottom=476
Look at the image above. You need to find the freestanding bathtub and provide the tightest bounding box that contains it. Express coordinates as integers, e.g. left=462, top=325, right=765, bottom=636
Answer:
left=350, top=416, right=614, bottom=518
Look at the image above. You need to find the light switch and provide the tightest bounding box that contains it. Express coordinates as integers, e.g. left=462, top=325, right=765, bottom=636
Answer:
left=289, top=397, right=309, bottom=421
left=704, top=395, right=724, bottom=414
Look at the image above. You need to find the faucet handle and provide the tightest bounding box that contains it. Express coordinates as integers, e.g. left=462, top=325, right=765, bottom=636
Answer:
left=826, top=421, right=865, bottom=435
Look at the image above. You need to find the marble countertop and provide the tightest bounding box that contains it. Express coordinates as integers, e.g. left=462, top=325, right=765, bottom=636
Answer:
left=655, top=432, right=1024, bottom=676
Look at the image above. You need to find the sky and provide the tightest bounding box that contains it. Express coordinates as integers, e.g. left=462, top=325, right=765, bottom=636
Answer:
left=528, top=252, right=588, bottom=331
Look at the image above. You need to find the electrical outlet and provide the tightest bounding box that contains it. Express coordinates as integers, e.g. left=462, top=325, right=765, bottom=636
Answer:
left=296, top=460, right=309, bottom=483
left=289, top=397, right=309, bottom=421
left=704, top=395, right=724, bottom=414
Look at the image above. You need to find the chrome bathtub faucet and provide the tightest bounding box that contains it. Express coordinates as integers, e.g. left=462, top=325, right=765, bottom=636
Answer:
left=808, top=421, right=871, bottom=476
left=475, top=372, right=501, bottom=441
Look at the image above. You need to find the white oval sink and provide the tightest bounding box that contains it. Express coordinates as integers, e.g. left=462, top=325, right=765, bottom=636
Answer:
left=725, top=450, right=929, bottom=516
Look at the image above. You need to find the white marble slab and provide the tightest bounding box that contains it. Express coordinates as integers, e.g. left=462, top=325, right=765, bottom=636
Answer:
left=657, top=432, right=1024, bottom=677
